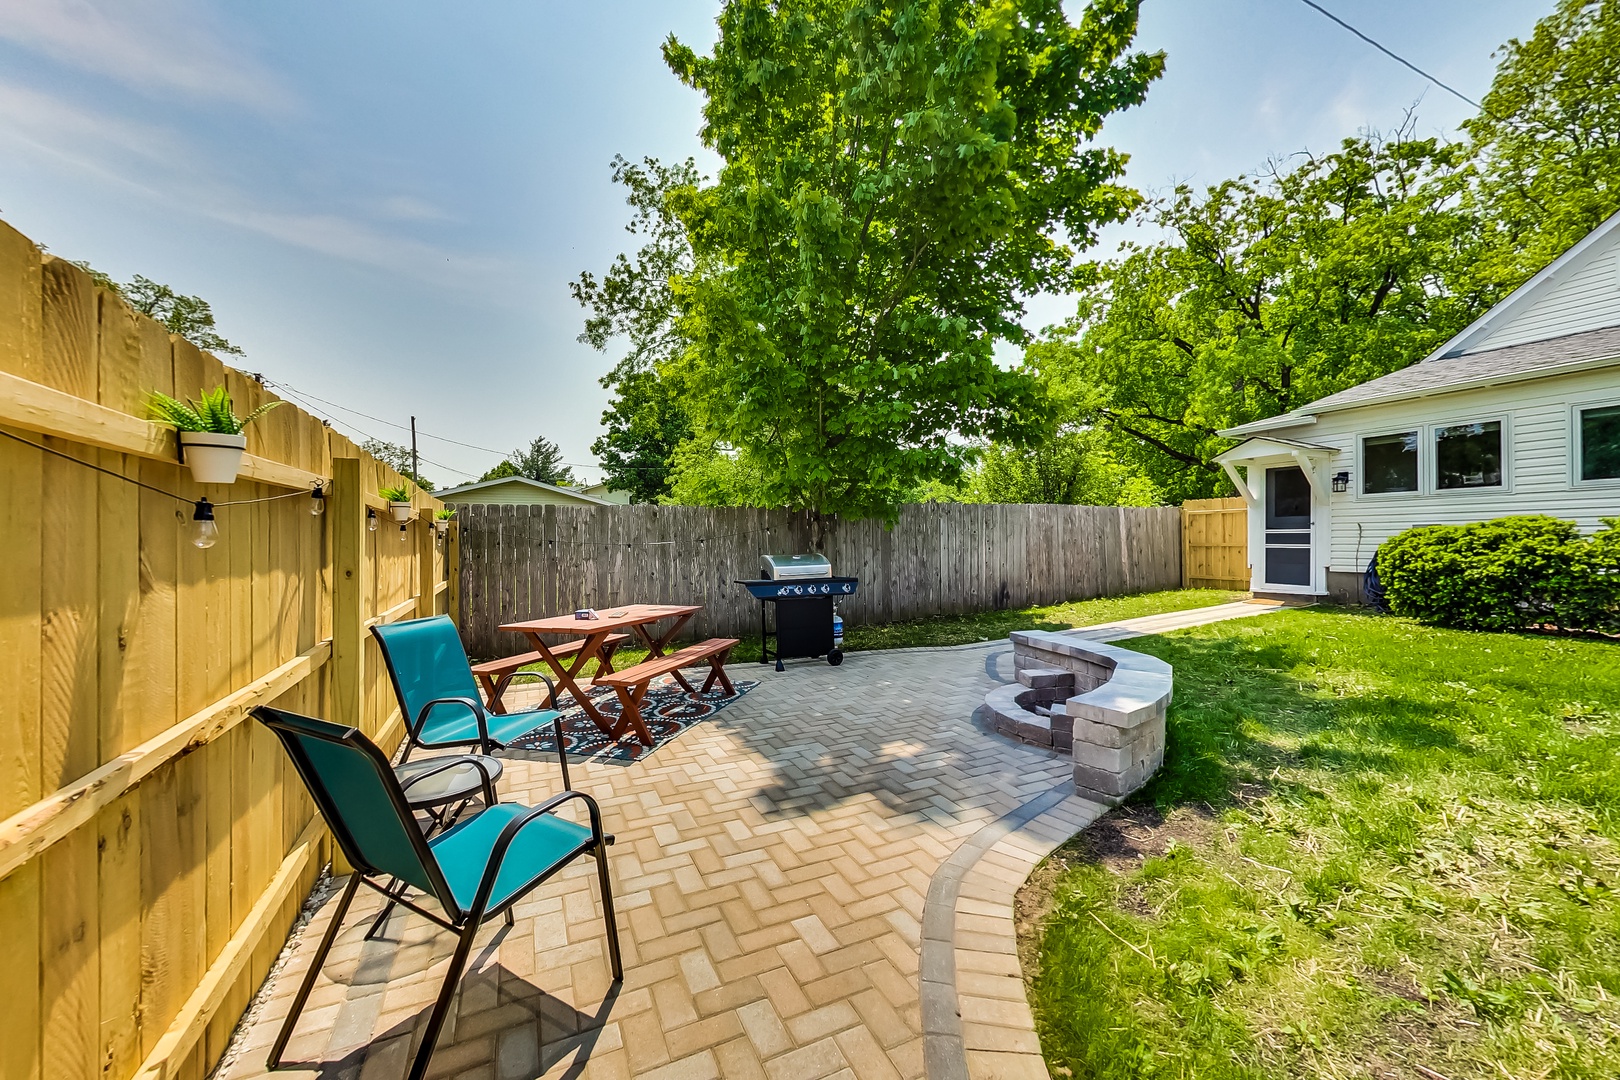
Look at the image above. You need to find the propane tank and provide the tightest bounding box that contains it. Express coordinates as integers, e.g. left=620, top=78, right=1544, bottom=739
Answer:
left=832, top=612, right=844, bottom=649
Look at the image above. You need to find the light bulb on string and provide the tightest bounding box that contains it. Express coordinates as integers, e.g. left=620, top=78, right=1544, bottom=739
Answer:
left=399, top=523, right=408, bottom=542
left=192, top=498, right=219, bottom=549
left=310, top=484, right=326, bottom=516
left=367, top=508, right=378, bottom=532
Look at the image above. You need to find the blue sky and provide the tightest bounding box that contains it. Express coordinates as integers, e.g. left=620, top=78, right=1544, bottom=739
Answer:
left=0, top=0, right=1544, bottom=487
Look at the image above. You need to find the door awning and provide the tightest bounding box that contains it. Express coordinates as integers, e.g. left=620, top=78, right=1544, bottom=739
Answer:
left=1216, top=436, right=1338, bottom=503
left=1214, top=436, right=1336, bottom=465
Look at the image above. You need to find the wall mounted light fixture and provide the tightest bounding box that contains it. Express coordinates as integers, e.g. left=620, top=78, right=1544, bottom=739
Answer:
left=1331, top=471, right=1351, bottom=493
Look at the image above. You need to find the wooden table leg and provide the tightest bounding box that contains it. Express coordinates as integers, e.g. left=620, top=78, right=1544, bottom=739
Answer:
left=633, top=612, right=694, bottom=658
left=476, top=673, right=506, bottom=714
left=526, top=633, right=615, bottom=733
left=608, top=684, right=655, bottom=746
left=699, top=650, right=735, bottom=695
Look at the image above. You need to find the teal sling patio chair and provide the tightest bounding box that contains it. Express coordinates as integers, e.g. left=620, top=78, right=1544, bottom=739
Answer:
left=254, top=705, right=622, bottom=1080
left=372, top=615, right=571, bottom=787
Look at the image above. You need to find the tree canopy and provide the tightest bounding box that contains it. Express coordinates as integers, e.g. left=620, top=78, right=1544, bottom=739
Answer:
left=72, top=263, right=244, bottom=357
left=478, top=435, right=577, bottom=486
left=650, top=0, right=1162, bottom=519
left=579, top=0, right=1620, bottom=510
left=1030, top=128, right=1495, bottom=500
left=590, top=368, right=692, bottom=502
left=1464, top=0, right=1620, bottom=284
left=360, top=439, right=436, bottom=491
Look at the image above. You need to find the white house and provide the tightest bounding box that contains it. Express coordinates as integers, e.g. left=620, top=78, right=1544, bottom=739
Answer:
left=1216, top=209, right=1620, bottom=603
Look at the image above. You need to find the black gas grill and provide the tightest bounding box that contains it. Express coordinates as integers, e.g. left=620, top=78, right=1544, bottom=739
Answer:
left=736, top=554, right=858, bottom=671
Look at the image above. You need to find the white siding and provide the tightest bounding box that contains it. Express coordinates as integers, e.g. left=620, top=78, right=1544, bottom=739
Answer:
left=1262, top=366, right=1620, bottom=575
left=1470, top=248, right=1620, bottom=352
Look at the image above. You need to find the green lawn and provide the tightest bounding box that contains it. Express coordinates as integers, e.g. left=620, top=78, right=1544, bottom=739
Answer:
left=519, top=587, right=1247, bottom=677
left=1026, top=609, right=1620, bottom=1080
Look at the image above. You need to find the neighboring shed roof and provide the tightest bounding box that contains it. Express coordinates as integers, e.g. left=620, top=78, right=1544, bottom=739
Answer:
left=435, top=475, right=615, bottom=506
left=1222, top=324, right=1620, bottom=436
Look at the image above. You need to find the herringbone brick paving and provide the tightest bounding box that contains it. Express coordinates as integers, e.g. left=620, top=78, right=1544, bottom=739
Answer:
left=223, top=642, right=1072, bottom=1080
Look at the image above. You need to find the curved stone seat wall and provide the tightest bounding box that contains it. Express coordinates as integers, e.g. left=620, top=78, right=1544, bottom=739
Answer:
left=985, top=630, right=1172, bottom=805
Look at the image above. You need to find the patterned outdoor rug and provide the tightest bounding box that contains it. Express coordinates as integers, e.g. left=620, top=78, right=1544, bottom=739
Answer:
left=506, top=675, right=759, bottom=764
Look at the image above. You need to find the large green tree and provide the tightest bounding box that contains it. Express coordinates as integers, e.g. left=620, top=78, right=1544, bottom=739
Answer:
left=590, top=368, right=692, bottom=502
left=574, top=156, right=702, bottom=502
left=1464, top=0, right=1620, bottom=285
left=660, top=0, right=1163, bottom=519
left=1037, top=129, right=1494, bottom=500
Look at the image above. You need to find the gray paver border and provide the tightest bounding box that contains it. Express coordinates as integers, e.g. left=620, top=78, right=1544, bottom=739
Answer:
left=920, top=779, right=1101, bottom=1080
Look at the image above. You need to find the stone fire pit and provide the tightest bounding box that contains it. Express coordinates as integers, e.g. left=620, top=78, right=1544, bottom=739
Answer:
left=984, top=630, right=1172, bottom=805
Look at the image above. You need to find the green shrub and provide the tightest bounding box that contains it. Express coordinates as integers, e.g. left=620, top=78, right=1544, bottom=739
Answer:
left=1377, top=515, right=1620, bottom=633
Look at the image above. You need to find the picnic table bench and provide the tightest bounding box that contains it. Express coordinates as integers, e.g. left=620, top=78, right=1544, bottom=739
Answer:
left=594, top=637, right=739, bottom=746
left=470, top=634, right=631, bottom=714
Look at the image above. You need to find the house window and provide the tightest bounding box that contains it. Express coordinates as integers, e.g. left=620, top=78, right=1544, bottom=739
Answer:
left=1579, top=404, right=1620, bottom=481
left=1435, top=421, right=1503, bottom=489
left=1362, top=431, right=1418, bottom=493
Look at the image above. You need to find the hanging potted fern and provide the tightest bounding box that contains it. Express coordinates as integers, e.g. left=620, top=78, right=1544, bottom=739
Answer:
left=148, top=386, right=280, bottom=484
left=434, top=507, right=455, bottom=539
left=380, top=484, right=416, bottom=523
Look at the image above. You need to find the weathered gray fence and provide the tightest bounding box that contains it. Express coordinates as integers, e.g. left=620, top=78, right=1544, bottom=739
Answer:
left=453, top=502, right=1182, bottom=658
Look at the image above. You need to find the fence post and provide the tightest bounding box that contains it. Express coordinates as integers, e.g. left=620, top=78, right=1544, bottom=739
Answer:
left=1180, top=503, right=1191, bottom=589
left=415, top=509, right=436, bottom=621
left=446, top=519, right=461, bottom=629
left=329, top=457, right=364, bottom=732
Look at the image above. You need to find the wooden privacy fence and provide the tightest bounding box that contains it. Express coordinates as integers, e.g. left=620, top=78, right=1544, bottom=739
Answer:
left=0, top=221, right=451, bottom=1080
left=1181, top=497, right=1250, bottom=590
left=454, top=502, right=1182, bottom=657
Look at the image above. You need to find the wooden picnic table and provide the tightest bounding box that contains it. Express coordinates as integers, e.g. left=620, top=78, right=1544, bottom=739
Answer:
left=498, top=604, right=701, bottom=733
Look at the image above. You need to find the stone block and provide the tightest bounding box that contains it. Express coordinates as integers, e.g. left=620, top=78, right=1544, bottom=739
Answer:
left=1071, top=717, right=1125, bottom=749
left=1015, top=667, right=1073, bottom=691
left=1016, top=721, right=1053, bottom=748
left=1073, top=741, right=1129, bottom=773
left=1072, top=763, right=1128, bottom=799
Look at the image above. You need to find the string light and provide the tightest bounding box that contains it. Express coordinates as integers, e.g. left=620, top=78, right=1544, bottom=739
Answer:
left=399, top=523, right=409, bottom=542
left=192, top=498, right=219, bottom=549
left=368, top=508, right=379, bottom=532
left=310, top=484, right=326, bottom=516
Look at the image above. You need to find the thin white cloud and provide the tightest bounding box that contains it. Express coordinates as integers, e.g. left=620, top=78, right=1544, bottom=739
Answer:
left=0, top=0, right=291, bottom=112
left=0, top=79, right=515, bottom=297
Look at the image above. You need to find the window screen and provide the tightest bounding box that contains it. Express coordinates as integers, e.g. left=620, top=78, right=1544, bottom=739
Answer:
left=1362, top=431, right=1418, bottom=493
left=1580, top=404, right=1620, bottom=481
left=1435, top=421, right=1502, bottom=490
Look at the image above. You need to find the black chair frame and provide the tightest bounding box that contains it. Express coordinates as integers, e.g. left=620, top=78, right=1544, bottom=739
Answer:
left=255, top=707, right=621, bottom=1080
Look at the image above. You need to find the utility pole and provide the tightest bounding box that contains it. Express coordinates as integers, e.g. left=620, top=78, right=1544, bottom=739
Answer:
left=410, top=415, right=420, bottom=485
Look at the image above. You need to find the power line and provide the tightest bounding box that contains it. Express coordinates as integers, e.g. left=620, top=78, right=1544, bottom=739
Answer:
left=255, top=375, right=668, bottom=477
left=1292, top=0, right=1482, bottom=110
left=256, top=378, right=481, bottom=481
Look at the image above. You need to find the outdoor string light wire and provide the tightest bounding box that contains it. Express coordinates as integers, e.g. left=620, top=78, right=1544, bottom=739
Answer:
left=1, top=428, right=328, bottom=548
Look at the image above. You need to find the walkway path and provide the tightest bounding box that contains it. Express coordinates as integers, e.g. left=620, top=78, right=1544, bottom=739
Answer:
left=222, top=600, right=1279, bottom=1080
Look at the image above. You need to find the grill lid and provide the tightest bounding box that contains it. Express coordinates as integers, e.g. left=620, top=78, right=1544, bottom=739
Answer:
left=761, top=553, right=831, bottom=580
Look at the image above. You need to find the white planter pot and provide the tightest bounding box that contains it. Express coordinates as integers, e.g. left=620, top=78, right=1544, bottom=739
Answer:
left=389, top=501, right=414, bottom=523
left=179, top=431, right=247, bottom=485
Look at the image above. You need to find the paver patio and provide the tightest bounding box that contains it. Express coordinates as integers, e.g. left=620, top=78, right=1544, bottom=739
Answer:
left=221, top=601, right=1277, bottom=1080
